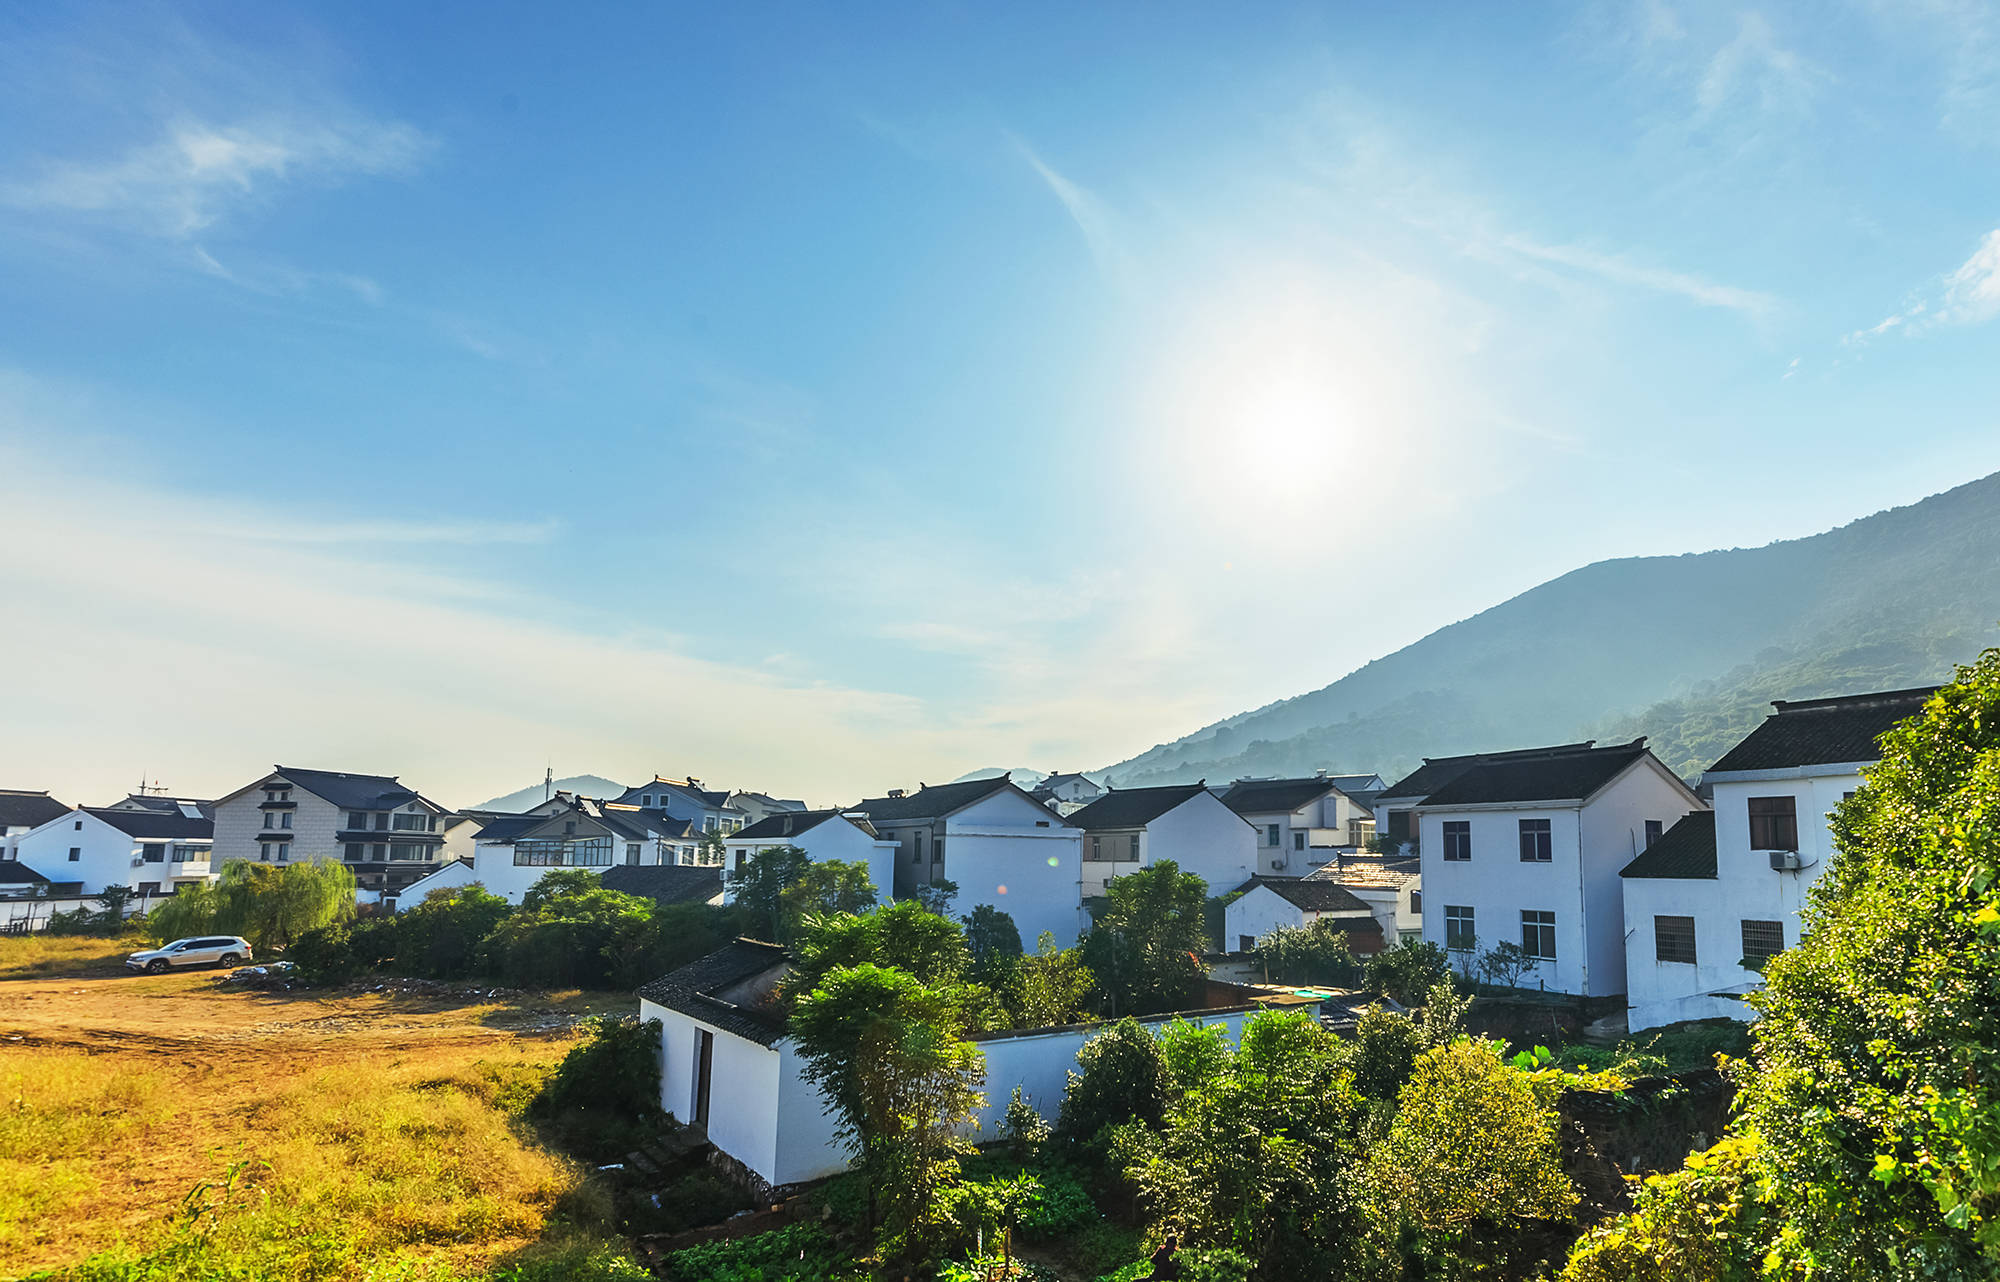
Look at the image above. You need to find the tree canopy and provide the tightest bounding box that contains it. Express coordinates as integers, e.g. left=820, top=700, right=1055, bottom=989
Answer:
left=1080, top=859, right=1208, bottom=1017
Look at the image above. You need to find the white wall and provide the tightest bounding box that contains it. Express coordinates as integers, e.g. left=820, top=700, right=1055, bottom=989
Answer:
left=1578, top=764, right=1699, bottom=1000
left=1142, top=794, right=1257, bottom=897
left=1222, top=886, right=1306, bottom=951
left=1418, top=806, right=1590, bottom=992
left=467, top=842, right=566, bottom=905
left=14, top=811, right=212, bottom=894
left=722, top=819, right=897, bottom=908
left=943, top=790, right=1084, bottom=947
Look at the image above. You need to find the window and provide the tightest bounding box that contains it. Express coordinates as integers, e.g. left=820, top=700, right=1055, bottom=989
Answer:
left=1741, top=919, right=1784, bottom=963
left=388, top=842, right=429, bottom=861
left=915, top=833, right=925, bottom=864
left=275, top=845, right=289, bottom=862
left=142, top=843, right=165, bottom=863
left=1409, top=889, right=1422, bottom=914
left=172, top=845, right=204, bottom=863
left=513, top=837, right=611, bottom=867
left=1091, top=835, right=1103, bottom=861
left=373, top=813, right=388, bottom=831
left=348, top=811, right=368, bottom=829
left=1265, top=823, right=1280, bottom=847
left=1128, top=834, right=1140, bottom=860
left=1644, top=819, right=1663, bottom=848
left=1442, top=821, right=1472, bottom=861
left=641, top=794, right=653, bottom=807
left=934, top=837, right=945, bottom=862
left=262, top=812, right=275, bottom=829
left=372, top=843, right=387, bottom=860
left=138, top=881, right=160, bottom=895
left=1655, top=915, right=1698, bottom=964
left=279, top=811, right=292, bottom=830
left=392, top=812, right=430, bottom=831
left=1239, top=934, right=1255, bottom=953
left=1521, top=910, right=1557, bottom=960
left=344, top=844, right=363, bottom=861
left=705, top=816, right=719, bottom=832
left=68, top=847, right=80, bottom=862
left=1518, top=818, right=1552, bottom=862
left=1748, top=796, right=1799, bottom=851
left=74, top=820, right=82, bottom=830
left=259, top=843, right=272, bottom=861
left=1444, top=905, right=1475, bottom=951
left=1293, top=830, right=1306, bottom=851
left=626, top=843, right=640, bottom=865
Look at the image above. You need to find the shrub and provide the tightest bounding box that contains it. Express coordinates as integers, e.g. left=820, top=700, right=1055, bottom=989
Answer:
left=1352, top=1003, right=1423, bottom=1100
left=1252, top=920, right=1361, bottom=986
left=395, top=885, right=511, bottom=979
left=966, top=904, right=1025, bottom=987
left=1560, top=1135, right=1764, bottom=1282
left=530, top=1017, right=663, bottom=1160
left=1057, top=1020, right=1169, bottom=1144
left=606, top=901, right=734, bottom=991
left=1362, top=939, right=1451, bottom=1006
left=1079, top=861, right=1207, bottom=1017
left=287, top=924, right=361, bottom=985
left=655, top=1223, right=863, bottom=1282
left=1001, top=1086, right=1051, bottom=1161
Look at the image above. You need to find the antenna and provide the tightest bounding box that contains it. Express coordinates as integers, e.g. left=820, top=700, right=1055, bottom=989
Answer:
left=544, top=764, right=553, bottom=803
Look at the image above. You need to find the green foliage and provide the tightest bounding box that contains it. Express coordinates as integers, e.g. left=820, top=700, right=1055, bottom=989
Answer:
left=480, top=872, right=653, bottom=989
left=1250, top=920, right=1361, bottom=986
left=786, top=900, right=971, bottom=999
left=965, top=904, right=1025, bottom=987
left=146, top=879, right=220, bottom=944
left=1009, top=931, right=1096, bottom=1029
left=654, top=1223, right=863, bottom=1282
left=285, top=923, right=362, bottom=985
left=1057, top=1019, right=1170, bottom=1144
left=1001, top=1086, right=1051, bottom=1161
left=1560, top=1135, right=1764, bottom=1282
left=46, top=886, right=138, bottom=936
left=1204, top=892, right=1242, bottom=953
left=1364, top=1039, right=1578, bottom=1276
left=604, top=901, right=734, bottom=991
left=395, top=885, right=512, bottom=979
left=1352, top=1004, right=1424, bottom=1101
left=1119, top=1010, right=1368, bottom=1277
left=217, top=859, right=358, bottom=951
left=625, top=1168, right=754, bottom=1236
left=777, top=859, right=877, bottom=932
left=725, top=845, right=812, bottom=941
left=529, top=1016, right=664, bottom=1160
left=1079, top=861, right=1208, bottom=1017
left=915, top=878, right=960, bottom=916
left=789, top=963, right=986, bottom=1261
left=1361, top=939, right=1451, bottom=1006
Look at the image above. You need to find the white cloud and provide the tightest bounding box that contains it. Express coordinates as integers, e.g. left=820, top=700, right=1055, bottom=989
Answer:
left=1008, top=134, right=1128, bottom=279
left=1847, top=228, right=2000, bottom=342
left=5, top=117, right=429, bottom=238
left=1694, top=13, right=1825, bottom=122
left=1498, top=235, right=1777, bottom=315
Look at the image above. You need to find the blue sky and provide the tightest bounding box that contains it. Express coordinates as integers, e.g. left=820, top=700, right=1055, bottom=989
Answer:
left=5, top=1, right=2000, bottom=808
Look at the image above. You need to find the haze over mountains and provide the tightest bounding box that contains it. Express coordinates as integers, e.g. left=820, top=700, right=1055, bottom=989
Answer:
left=471, top=775, right=625, bottom=813
left=1101, top=471, right=2000, bottom=788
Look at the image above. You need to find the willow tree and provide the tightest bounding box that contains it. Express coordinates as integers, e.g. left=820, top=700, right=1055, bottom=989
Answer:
left=214, top=858, right=358, bottom=949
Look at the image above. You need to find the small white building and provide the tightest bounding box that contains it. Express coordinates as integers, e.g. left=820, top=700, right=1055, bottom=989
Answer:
left=13, top=803, right=214, bottom=898
left=638, top=940, right=1289, bottom=1193
left=1223, top=875, right=1386, bottom=954
left=1620, top=686, right=1935, bottom=1032
left=609, top=776, right=750, bottom=836
left=1219, top=775, right=1379, bottom=876
left=1415, top=738, right=1704, bottom=998
left=466, top=797, right=715, bottom=905
left=853, top=776, right=1086, bottom=947
left=1029, top=772, right=1107, bottom=816
left=721, top=810, right=897, bottom=907
left=0, top=790, right=72, bottom=863
left=1302, top=853, right=1422, bottom=944
left=1064, top=783, right=1256, bottom=898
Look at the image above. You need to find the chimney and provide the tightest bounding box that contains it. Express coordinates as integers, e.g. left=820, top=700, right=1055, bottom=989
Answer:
left=887, top=789, right=906, bottom=799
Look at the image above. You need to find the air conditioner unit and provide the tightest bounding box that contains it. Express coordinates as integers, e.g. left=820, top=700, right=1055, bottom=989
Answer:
left=131, top=856, right=146, bottom=867
left=1769, top=850, right=1804, bottom=872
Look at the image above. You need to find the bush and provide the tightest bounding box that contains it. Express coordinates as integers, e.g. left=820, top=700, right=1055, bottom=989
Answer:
left=396, top=885, right=511, bottom=979
left=287, top=924, right=361, bottom=985
left=1362, top=939, right=1451, bottom=1006
left=1057, top=1019, right=1169, bottom=1144
left=625, top=1168, right=754, bottom=1236
left=1561, top=1135, right=1764, bottom=1282
left=1352, top=1003, right=1423, bottom=1100
left=530, top=1016, right=663, bottom=1159
left=1251, top=920, right=1361, bottom=986
left=654, top=1223, right=863, bottom=1282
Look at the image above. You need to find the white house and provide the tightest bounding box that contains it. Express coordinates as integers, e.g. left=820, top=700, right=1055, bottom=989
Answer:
left=721, top=810, right=897, bottom=907
left=638, top=940, right=1292, bottom=1194
left=852, top=776, right=1086, bottom=947
left=1029, top=772, right=1107, bottom=815
left=1064, top=783, right=1256, bottom=898
left=1223, top=876, right=1386, bottom=955
left=1620, top=686, right=1935, bottom=1033
left=211, top=766, right=460, bottom=897
left=13, top=803, right=214, bottom=898
left=1374, top=744, right=1597, bottom=854
left=1219, top=775, right=1379, bottom=876
left=466, top=796, right=715, bottom=905
left=0, top=789, right=70, bottom=864
left=1302, top=853, right=1422, bottom=944
left=1415, top=738, right=1704, bottom=998
left=609, top=776, right=750, bottom=835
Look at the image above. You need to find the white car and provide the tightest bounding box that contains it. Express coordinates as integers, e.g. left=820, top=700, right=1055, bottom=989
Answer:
left=125, top=936, right=253, bottom=974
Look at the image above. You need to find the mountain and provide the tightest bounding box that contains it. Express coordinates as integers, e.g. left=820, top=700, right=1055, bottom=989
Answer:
left=951, top=767, right=1049, bottom=787
left=1101, top=471, right=2000, bottom=787
left=469, top=775, right=627, bottom=813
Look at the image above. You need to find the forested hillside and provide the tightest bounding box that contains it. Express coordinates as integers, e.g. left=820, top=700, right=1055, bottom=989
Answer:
left=1103, top=471, right=2000, bottom=785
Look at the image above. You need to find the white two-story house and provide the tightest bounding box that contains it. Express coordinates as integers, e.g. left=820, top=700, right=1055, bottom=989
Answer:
left=211, top=766, right=464, bottom=896
left=1220, top=774, right=1379, bottom=876
left=721, top=809, right=897, bottom=907
left=1030, top=772, right=1107, bottom=815
left=0, top=789, right=71, bottom=864
left=852, top=775, right=1085, bottom=946
left=1375, top=744, right=1597, bottom=854
left=1620, top=686, right=1936, bottom=1032
left=1416, top=738, right=1704, bottom=998
left=465, top=796, right=714, bottom=904
left=1065, top=783, right=1256, bottom=898
left=13, top=802, right=214, bottom=899
left=610, top=777, right=750, bottom=836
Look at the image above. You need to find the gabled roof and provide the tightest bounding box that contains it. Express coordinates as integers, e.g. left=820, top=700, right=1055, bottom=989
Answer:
left=636, top=938, right=790, bottom=1044
left=1326, top=773, right=1386, bottom=793
left=1040, top=772, right=1100, bottom=789
left=1414, top=740, right=1655, bottom=808
left=0, top=863, right=50, bottom=885
left=106, top=795, right=213, bottom=818
left=1067, top=783, right=1214, bottom=831
left=1229, top=875, right=1380, bottom=917
left=1704, top=687, right=1939, bottom=776
left=469, top=813, right=543, bottom=844
left=80, top=806, right=213, bottom=841
left=732, top=809, right=874, bottom=842
left=1378, top=742, right=1600, bottom=802
left=1620, top=811, right=1717, bottom=880
left=269, top=766, right=425, bottom=812
left=0, top=790, right=70, bottom=830
left=1220, top=777, right=1339, bottom=816
left=852, top=775, right=1040, bottom=823
left=599, top=863, right=725, bottom=907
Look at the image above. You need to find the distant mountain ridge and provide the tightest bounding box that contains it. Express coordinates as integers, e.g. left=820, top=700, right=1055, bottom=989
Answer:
left=470, top=775, right=626, bottom=813
left=1101, top=471, right=2000, bottom=787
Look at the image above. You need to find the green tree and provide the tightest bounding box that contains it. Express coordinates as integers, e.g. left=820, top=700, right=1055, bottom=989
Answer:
left=963, top=904, right=1024, bottom=988
left=1251, top=920, right=1361, bottom=986
left=1009, top=931, right=1094, bottom=1029
left=396, top=884, right=511, bottom=979
left=725, top=845, right=811, bottom=941
left=914, top=878, right=960, bottom=917
left=1361, top=939, right=1451, bottom=1007
left=778, top=860, right=877, bottom=932
left=481, top=871, right=654, bottom=988
left=787, top=899, right=971, bottom=998
left=606, top=901, right=733, bottom=991
left=212, top=858, right=357, bottom=950
left=1081, top=860, right=1208, bottom=1017
left=789, top=963, right=986, bottom=1261
left=1366, top=1040, right=1577, bottom=1276
left=1057, top=1018, right=1169, bottom=1143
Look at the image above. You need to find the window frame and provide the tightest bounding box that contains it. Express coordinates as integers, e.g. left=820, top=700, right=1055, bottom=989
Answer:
left=1443, top=904, right=1475, bottom=951
left=1521, top=909, right=1557, bottom=960
left=1740, top=919, right=1784, bottom=963
left=1747, top=796, right=1799, bottom=851
left=1655, top=915, right=1698, bottom=965
left=1442, top=820, right=1472, bottom=862
left=1517, top=818, right=1552, bottom=863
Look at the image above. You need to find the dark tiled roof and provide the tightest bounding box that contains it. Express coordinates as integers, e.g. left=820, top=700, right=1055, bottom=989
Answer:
left=1415, top=741, right=1653, bottom=807
left=1220, top=778, right=1338, bottom=815
left=635, top=938, right=790, bottom=1044
left=469, top=813, right=543, bottom=843
left=1326, top=773, right=1383, bottom=791
left=1230, top=875, right=1379, bottom=916
left=1705, top=687, right=1939, bottom=775
left=599, top=863, right=724, bottom=907
left=853, top=775, right=1022, bottom=823
left=0, top=790, right=69, bottom=830
left=733, top=809, right=844, bottom=841
left=272, top=766, right=420, bottom=812
left=1620, top=811, right=1717, bottom=880
left=1068, top=783, right=1213, bottom=831
left=1040, top=772, right=1099, bottom=789
left=1378, top=742, right=1600, bottom=802
left=109, top=796, right=214, bottom=818
left=0, top=863, right=50, bottom=885
left=82, top=807, right=212, bottom=840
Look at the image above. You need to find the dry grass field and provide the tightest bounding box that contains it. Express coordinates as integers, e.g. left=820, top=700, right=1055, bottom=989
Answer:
left=0, top=941, right=637, bottom=1281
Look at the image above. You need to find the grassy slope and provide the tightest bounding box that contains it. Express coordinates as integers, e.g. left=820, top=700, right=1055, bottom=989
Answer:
left=0, top=943, right=632, bottom=1281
